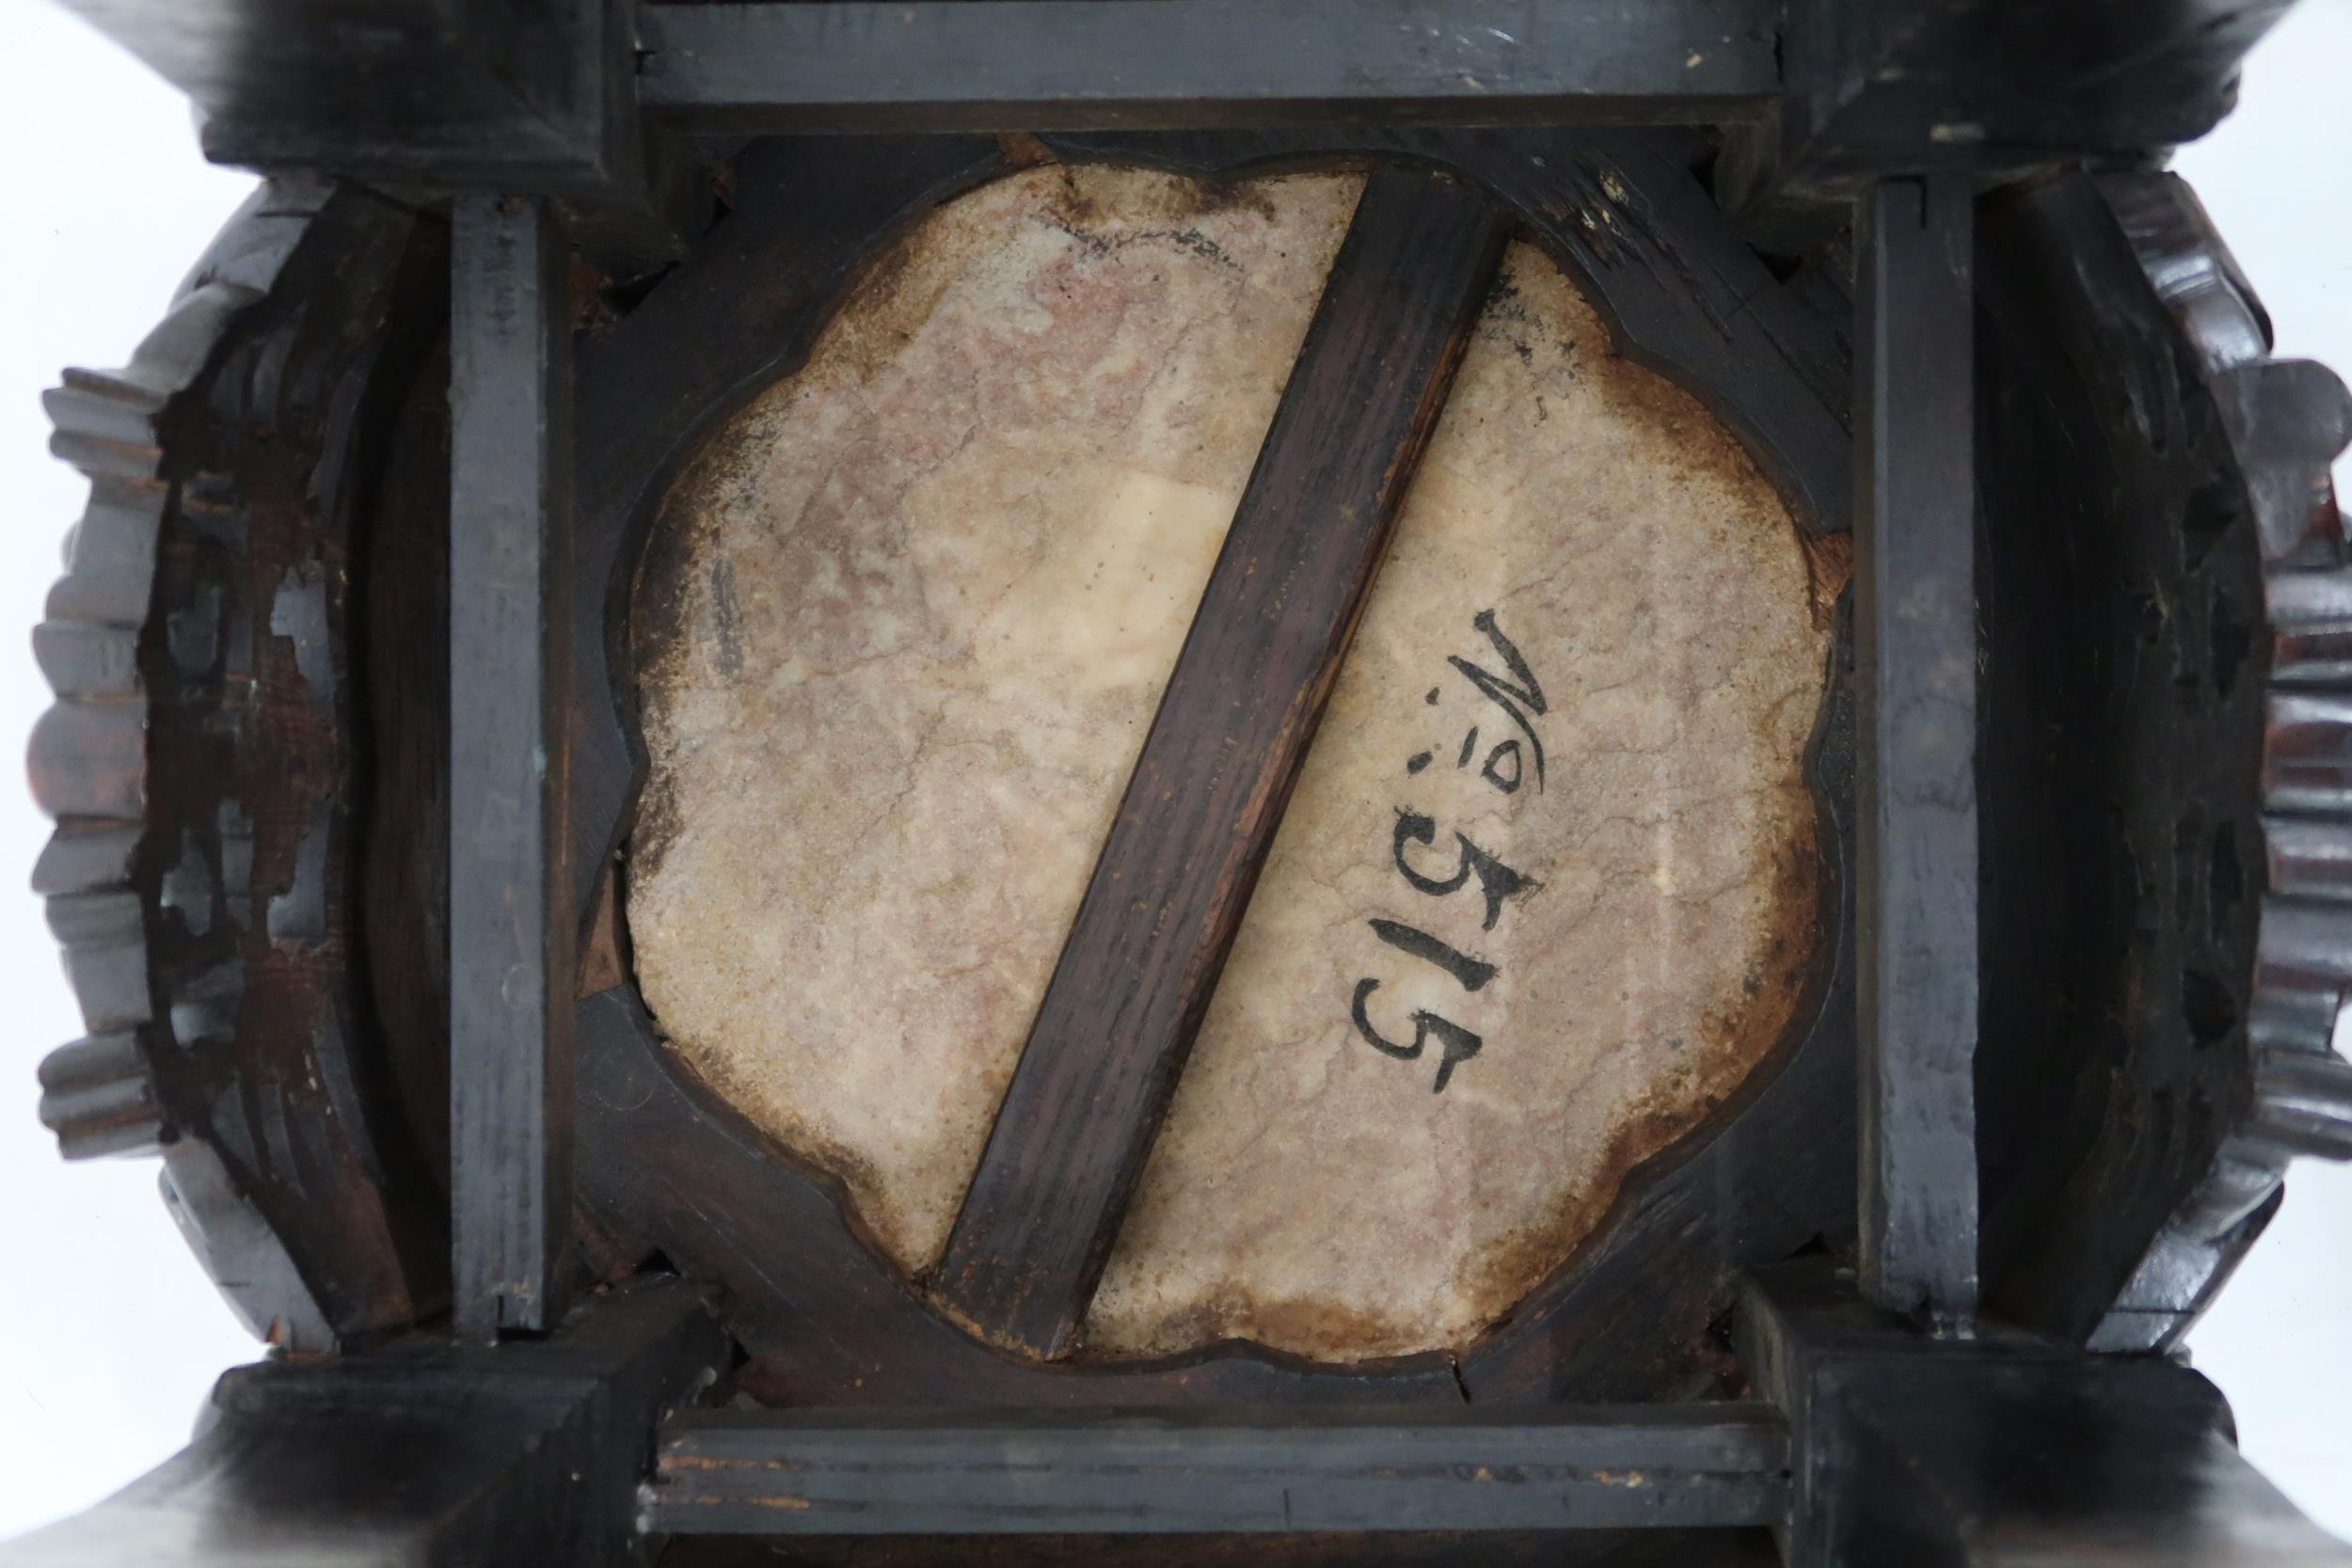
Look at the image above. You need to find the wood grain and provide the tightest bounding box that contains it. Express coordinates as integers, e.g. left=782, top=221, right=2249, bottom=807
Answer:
left=653, top=1529, right=1786, bottom=1568
left=33, top=181, right=456, bottom=1349
left=637, top=0, right=1781, bottom=133
left=1972, top=172, right=2281, bottom=1347
left=450, top=194, right=578, bottom=1337
left=1851, top=175, right=1979, bottom=1324
left=931, top=166, right=1507, bottom=1357
left=1744, top=1262, right=2352, bottom=1567
left=646, top=1404, right=1791, bottom=1536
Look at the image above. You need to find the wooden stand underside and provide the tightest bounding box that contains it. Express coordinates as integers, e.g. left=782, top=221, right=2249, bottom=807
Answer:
left=18, top=1, right=2352, bottom=1560
left=544, top=129, right=1859, bottom=1403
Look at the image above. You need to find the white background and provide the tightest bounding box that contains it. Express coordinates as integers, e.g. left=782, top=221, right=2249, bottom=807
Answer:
left=0, top=0, right=2345, bottom=1544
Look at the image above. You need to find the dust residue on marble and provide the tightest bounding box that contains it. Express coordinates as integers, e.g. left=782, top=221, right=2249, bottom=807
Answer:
left=628, top=165, right=1832, bottom=1363
left=628, top=164, right=1367, bottom=1270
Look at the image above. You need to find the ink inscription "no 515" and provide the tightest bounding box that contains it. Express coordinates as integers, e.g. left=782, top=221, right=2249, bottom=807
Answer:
left=1350, top=610, right=1546, bottom=1093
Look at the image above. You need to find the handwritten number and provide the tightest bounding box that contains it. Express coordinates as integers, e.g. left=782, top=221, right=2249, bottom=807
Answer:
left=1391, top=810, right=1537, bottom=931
left=1447, top=609, right=1548, bottom=792
left=1355, top=610, right=1546, bottom=1094
left=1351, top=977, right=1483, bottom=1094
left=1369, top=917, right=1495, bottom=991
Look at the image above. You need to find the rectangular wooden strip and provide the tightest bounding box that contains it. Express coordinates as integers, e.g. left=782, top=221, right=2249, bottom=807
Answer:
left=933, top=167, right=1507, bottom=1356
left=1853, top=174, right=1980, bottom=1324
left=647, top=1404, right=1792, bottom=1535
left=450, top=194, right=578, bottom=1338
left=638, top=0, right=1781, bottom=134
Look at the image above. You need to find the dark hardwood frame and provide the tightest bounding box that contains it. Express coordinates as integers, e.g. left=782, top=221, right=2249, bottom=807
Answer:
left=17, top=2, right=2352, bottom=1565
left=632, top=0, right=1786, bottom=133
left=645, top=1405, right=1794, bottom=1535
left=567, top=125, right=1857, bottom=1410
left=1851, top=173, right=1979, bottom=1326
left=449, top=192, right=580, bottom=1338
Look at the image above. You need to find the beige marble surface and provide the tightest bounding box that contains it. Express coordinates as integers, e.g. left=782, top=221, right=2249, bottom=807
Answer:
left=628, top=163, right=1833, bottom=1362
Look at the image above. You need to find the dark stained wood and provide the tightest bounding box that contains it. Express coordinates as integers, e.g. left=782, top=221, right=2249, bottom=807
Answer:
left=26, top=702, right=143, bottom=822
left=574, top=986, right=1466, bottom=1407
left=1740, top=1262, right=2352, bottom=1568
left=646, top=1405, right=1791, bottom=1536
left=1974, top=171, right=2352, bottom=1352
left=166, top=184, right=458, bottom=1345
left=637, top=0, right=1782, bottom=134
left=450, top=193, right=578, bottom=1338
left=168, top=183, right=457, bottom=1346
left=656, top=1528, right=1787, bottom=1568
left=0, top=1278, right=725, bottom=1568
left=30, top=276, right=228, bottom=1117
left=932, top=167, right=1508, bottom=1359
left=36, top=1032, right=160, bottom=1159
left=1971, top=172, right=2279, bottom=1349
left=34, top=178, right=454, bottom=1349
left=26, top=21, right=2352, bottom=1562
left=358, top=337, right=455, bottom=1204
left=564, top=131, right=1855, bottom=1406
left=54, top=0, right=695, bottom=276
left=1716, top=0, right=2296, bottom=249
left=1851, top=175, right=1979, bottom=1325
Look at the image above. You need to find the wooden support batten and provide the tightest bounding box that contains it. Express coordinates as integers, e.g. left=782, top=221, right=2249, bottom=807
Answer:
left=636, top=0, right=1783, bottom=134
left=647, top=1404, right=1794, bottom=1535
left=1852, top=173, right=1981, bottom=1326
left=450, top=194, right=579, bottom=1338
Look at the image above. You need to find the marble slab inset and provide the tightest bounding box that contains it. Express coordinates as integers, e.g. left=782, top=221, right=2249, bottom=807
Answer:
left=628, top=162, right=1835, bottom=1362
